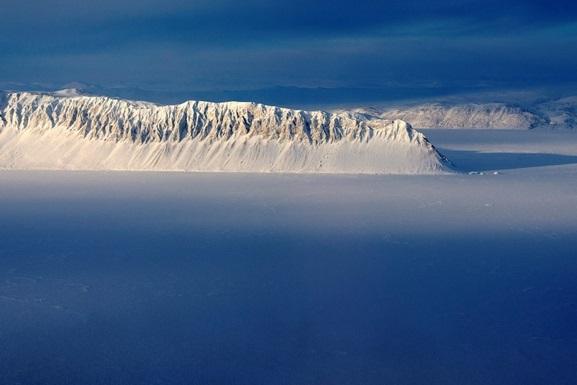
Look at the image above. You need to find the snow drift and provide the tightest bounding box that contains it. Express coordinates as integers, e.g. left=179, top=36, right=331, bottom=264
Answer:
left=0, top=91, right=449, bottom=174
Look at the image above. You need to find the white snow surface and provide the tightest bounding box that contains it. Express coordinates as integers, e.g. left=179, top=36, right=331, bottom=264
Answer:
left=1, top=130, right=577, bottom=384
left=337, top=99, right=577, bottom=129
left=0, top=92, right=448, bottom=174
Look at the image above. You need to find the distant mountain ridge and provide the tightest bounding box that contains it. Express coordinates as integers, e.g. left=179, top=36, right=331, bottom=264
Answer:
left=0, top=91, right=449, bottom=174
left=335, top=99, right=577, bottom=129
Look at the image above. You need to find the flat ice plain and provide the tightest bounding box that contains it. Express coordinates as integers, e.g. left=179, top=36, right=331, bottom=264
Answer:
left=1, top=129, right=577, bottom=385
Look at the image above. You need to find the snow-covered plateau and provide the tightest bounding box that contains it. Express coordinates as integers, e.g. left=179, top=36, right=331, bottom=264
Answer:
left=0, top=91, right=448, bottom=174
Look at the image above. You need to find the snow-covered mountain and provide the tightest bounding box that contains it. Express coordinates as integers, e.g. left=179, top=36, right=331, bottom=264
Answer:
left=535, top=96, right=577, bottom=129
left=359, top=103, right=544, bottom=129
left=337, top=99, right=577, bottom=129
left=0, top=91, right=449, bottom=174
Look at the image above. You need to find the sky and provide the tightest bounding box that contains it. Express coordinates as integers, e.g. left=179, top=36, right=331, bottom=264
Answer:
left=1, top=0, right=576, bottom=105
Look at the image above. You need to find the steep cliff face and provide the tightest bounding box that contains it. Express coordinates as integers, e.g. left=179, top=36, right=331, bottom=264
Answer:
left=0, top=92, right=450, bottom=174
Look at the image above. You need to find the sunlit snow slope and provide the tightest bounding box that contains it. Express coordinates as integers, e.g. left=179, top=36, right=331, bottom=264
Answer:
left=0, top=92, right=449, bottom=174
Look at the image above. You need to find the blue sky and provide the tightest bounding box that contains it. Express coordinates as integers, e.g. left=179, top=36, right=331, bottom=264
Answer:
left=1, top=0, right=576, bottom=104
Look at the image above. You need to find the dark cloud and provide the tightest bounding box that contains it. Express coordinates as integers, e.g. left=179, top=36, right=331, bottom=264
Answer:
left=0, top=0, right=576, bottom=102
